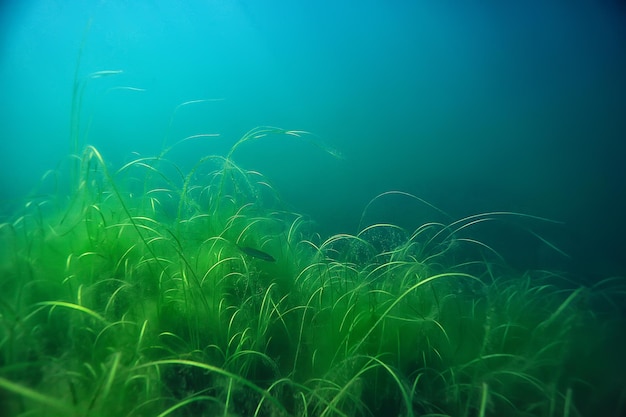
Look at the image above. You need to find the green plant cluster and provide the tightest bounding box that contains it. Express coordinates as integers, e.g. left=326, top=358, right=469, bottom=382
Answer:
left=1, top=128, right=625, bottom=417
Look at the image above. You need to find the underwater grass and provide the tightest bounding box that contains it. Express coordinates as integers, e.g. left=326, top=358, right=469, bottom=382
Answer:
left=2, top=80, right=626, bottom=415
left=1, top=147, right=625, bottom=417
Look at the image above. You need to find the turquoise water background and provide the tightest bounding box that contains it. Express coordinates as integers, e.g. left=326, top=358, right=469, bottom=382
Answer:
left=1, top=0, right=625, bottom=279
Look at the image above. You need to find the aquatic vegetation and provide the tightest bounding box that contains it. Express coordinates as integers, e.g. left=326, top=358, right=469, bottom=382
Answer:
left=1, top=107, right=625, bottom=416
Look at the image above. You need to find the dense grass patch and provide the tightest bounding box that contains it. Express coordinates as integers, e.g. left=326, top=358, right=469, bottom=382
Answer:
left=1, top=127, right=625, bottom=417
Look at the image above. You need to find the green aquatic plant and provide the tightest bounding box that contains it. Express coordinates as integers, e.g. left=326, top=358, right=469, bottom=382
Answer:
left=1, top=75, right=625, bottom=416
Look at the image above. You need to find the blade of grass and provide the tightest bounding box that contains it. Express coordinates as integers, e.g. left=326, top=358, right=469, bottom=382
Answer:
left=37, top=300, right=107, bottom=324
left=0, top=376, right=74, bottom=414
left=135, top=359, right=287, bottom=414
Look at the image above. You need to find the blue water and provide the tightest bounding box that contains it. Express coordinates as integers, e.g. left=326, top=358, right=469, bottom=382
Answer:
left=1, top=0, right=625, bottom=279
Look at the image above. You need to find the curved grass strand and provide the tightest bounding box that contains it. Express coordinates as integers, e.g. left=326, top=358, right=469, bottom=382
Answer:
left=37, top=300, right=107, bottom=324
left=156, top=395, right=221, bottom=417
left=0, top=377, right=74, bottom=414
left=350, top=272, right=483, bottom=354
left=135, top=359, right=287, bottom=414
left=358, top=191, right=451, bottom=231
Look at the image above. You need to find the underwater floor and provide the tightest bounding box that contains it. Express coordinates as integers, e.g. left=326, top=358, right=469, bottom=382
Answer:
left=1, top=127, right=625, bottom=417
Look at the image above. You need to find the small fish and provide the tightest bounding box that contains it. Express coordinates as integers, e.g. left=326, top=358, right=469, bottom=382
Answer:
left=236, top=245, right=276, bottom=262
